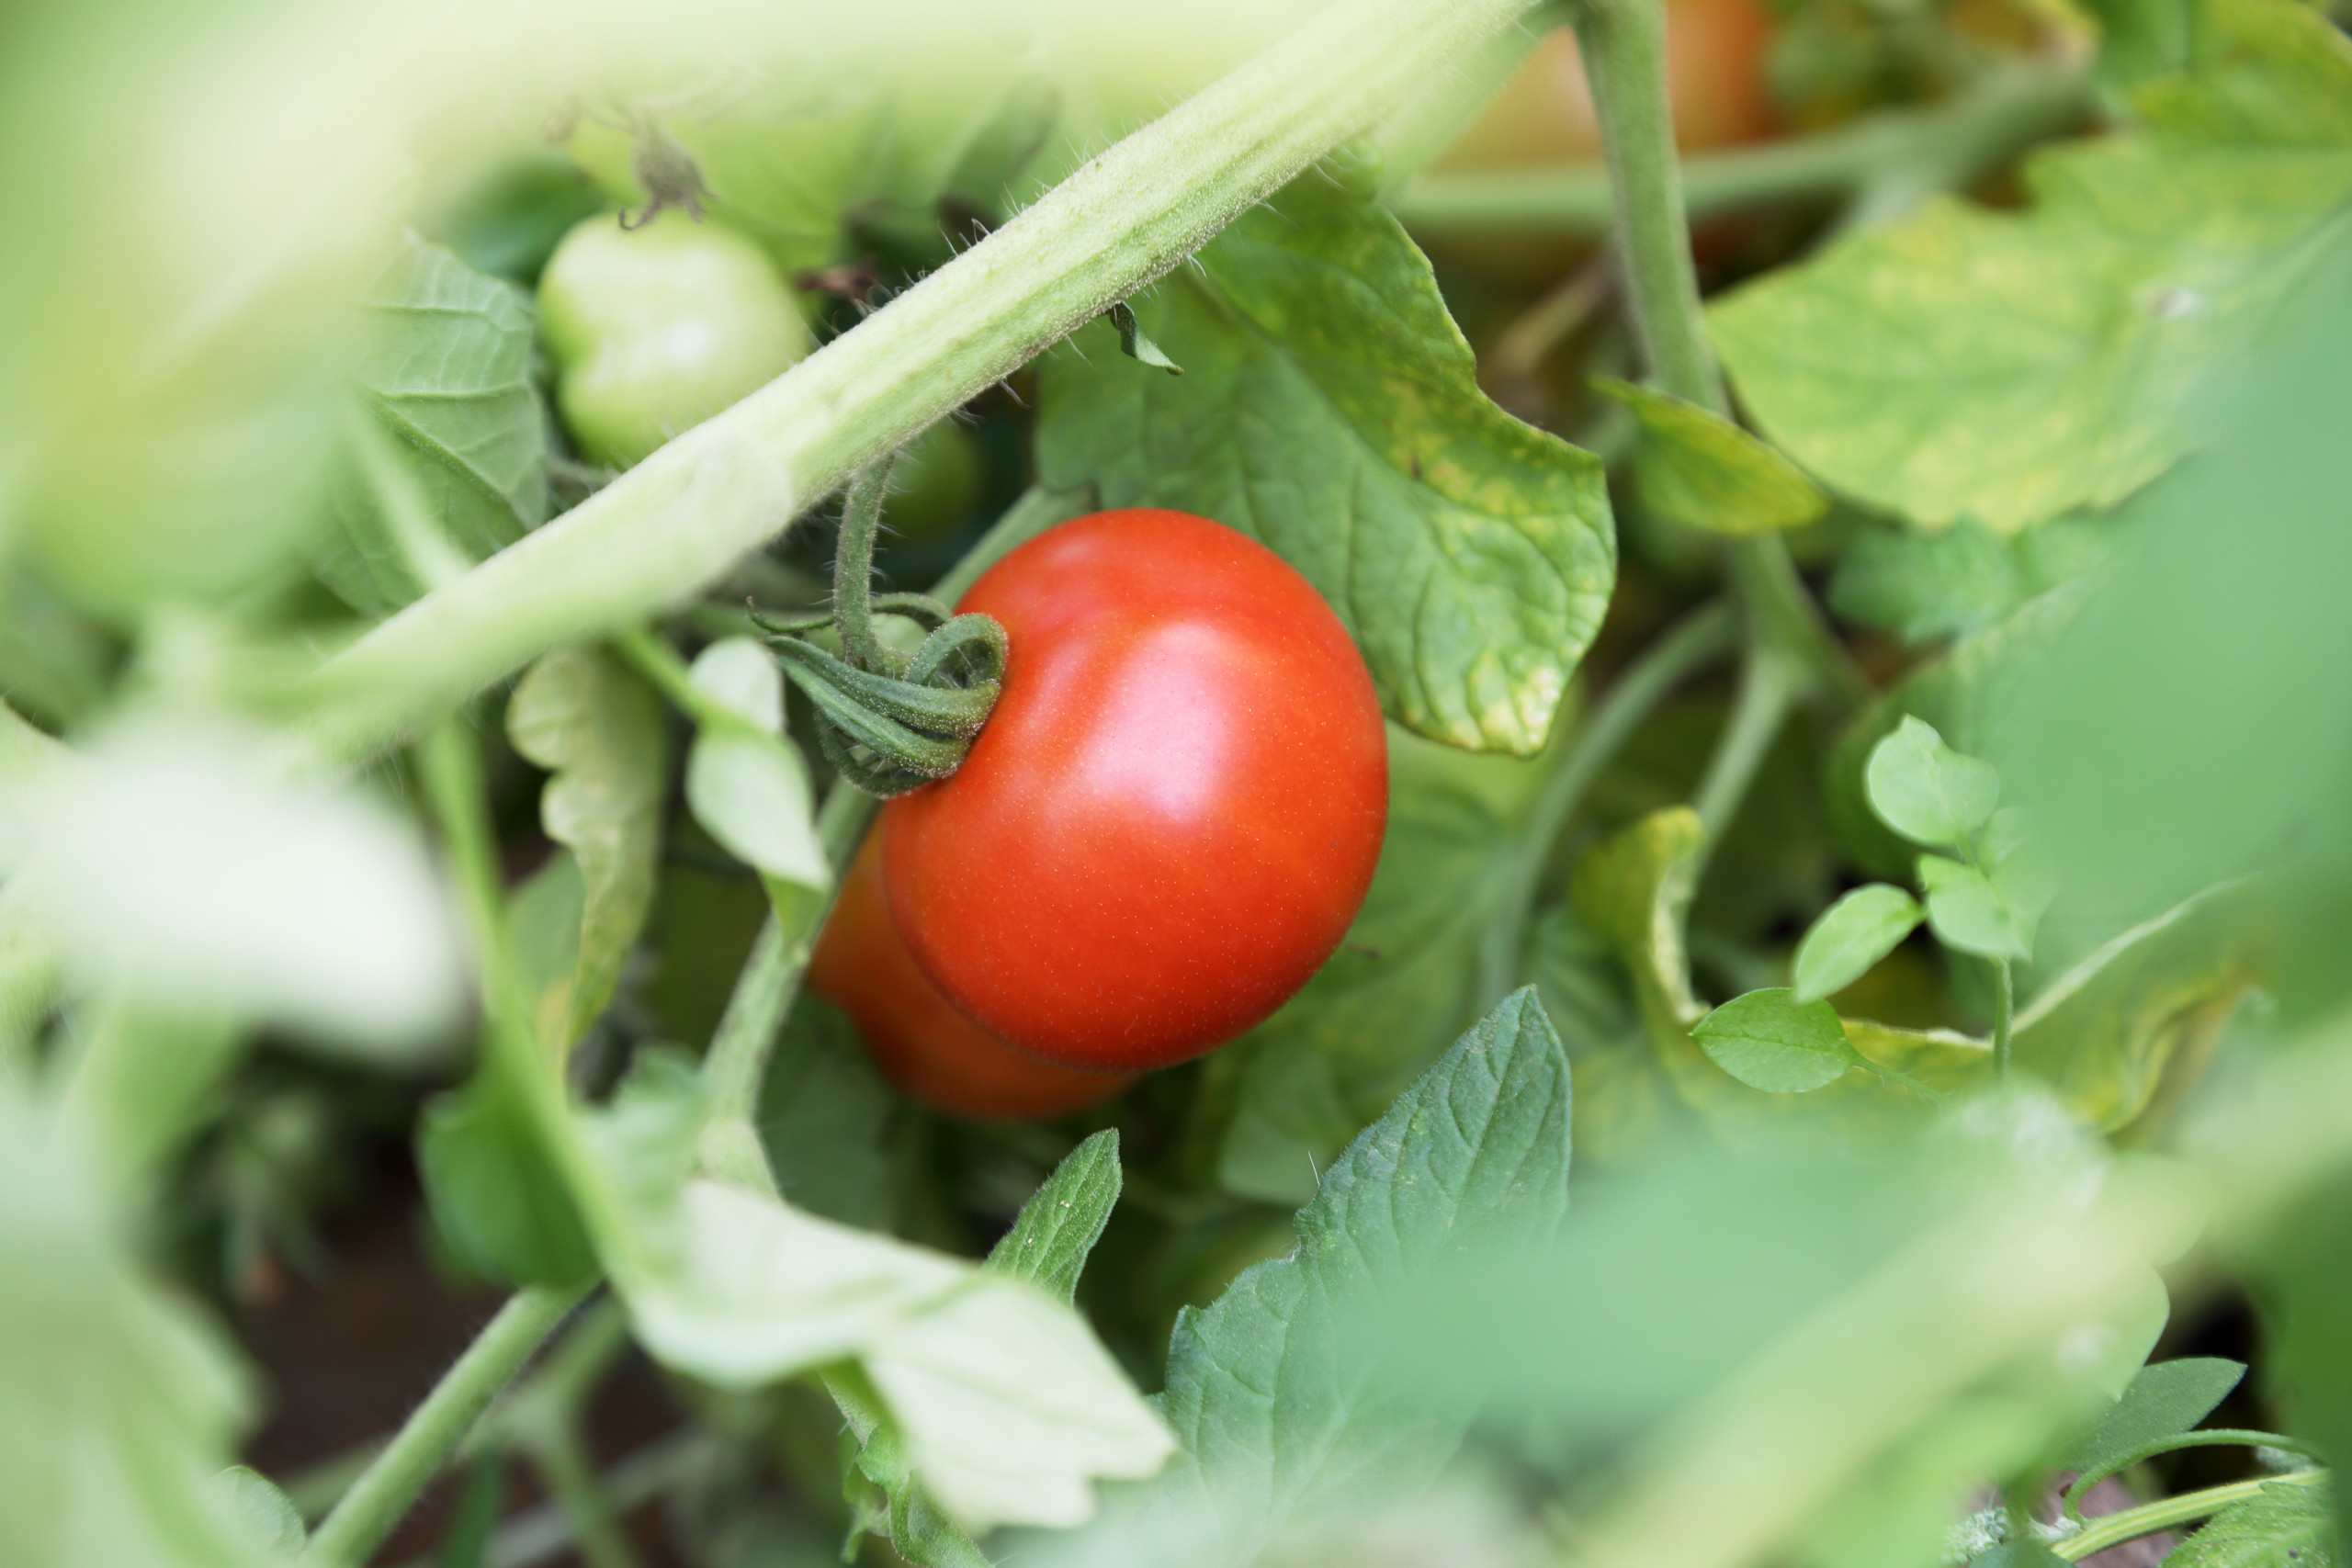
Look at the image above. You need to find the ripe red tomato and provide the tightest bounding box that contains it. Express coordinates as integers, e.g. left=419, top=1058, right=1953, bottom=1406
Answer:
left=879, top=509, right=1388, bottom=1072
left=1440, top=0, right=1778, bottom=169
left=810, top=838, right=1134, bottom=1120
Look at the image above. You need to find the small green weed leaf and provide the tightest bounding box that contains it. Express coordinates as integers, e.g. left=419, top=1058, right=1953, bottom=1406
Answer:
left=1572, top=805, right=1706, bottom=1032
left=1692, top=987, right=1861, bottom=1093
left=580, top=1058, right=1171, bottom=1533
left=417, top=1071, right=597, bottom=1288
left=0, top=1090, right=271, bottom=1568
left=1217, top=727, right=1549, bottom=1203
left=1711, top=131, right=2352, bottom=531
left=220, top=1466, right=304, bottom=1552
left=1829, top=516, right=2114, bottom=648
left=2169, top=1478, right=2337, bottom=1568
left=508, top=648, right=668, bottom=1050
left=1038, top=169, right=1614, bottom=756
left=684, top=638, right=829, bottom=897
left=2134, top=0, right=2352, bottom=150
left=1919, top=855, right=2034, bottom=961
left=2060, top=1356, right=2245, bottom=1472
left=320, top=234, right=548, bottom=615
left=1591, top=377, right=1827, bottom=536
left=1154, top=989, right=1571, bottom=1559
left=1868, top=716, right=2000, bottom=850
left=1792, top=885, right=1924, bottom=1003
left=986, top=1130, right=1121, bottom=1306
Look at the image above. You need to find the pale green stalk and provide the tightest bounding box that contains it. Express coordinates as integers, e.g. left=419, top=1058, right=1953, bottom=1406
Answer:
left=2055, top=1469, right=2327, bottom=1562
left=288, top=0, right=1552, bottom=767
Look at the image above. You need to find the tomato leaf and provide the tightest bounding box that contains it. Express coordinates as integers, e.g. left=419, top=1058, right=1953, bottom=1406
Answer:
left=2059, top=1357, right=2245, bottom=1473
left=1792, top=884, right=1924, bottom=1003
left=0, top=1089, right=275, bottom=1568
left=1148, top=987, right=1571, bottom=1557
left=320, top=234, right=549, bottom=615
left=1711, top=129, right=2352, bottom=532
left=684, top=638, right=830, bottom=901
left=1867, top=716, right=2000, bottom=852
left=1036, top=167, right=1614, bottom=757
left=1691, top=987, right=1862, bottom=1094
left=220, top=1466, right=304, bottom=1553
left=758, top=997, right=899, bottom=1231
left=1591, top=377, right=1826, bottom=536
left=986, top=1130, right=1121, bottom=1307
left=579, top=1055, right=1172, bottom=1533
left=1828, top=516, right=2114, bottom=648
left=2133, top=0, right=2352, bottom=149
left=507, top=649, right=669, bottom=1051
left=416, top=1068, right=598, bottom=1288
left=2167, top=1479, right=2337, bottom=1568
left=1570, top=805, right=1705, bottom=1035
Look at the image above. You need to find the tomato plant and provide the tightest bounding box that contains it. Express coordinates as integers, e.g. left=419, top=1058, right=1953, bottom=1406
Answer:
left=7, top=6, right=2352, bottom=1568
left=878, top=509, right=1389, bottom=1071
left=810, top=837, right=1135, bottom=1118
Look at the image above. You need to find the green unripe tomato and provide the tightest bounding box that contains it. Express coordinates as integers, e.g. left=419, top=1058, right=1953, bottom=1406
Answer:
left=537, top=209, right=808, bottom=468
left=888, top=423, right=986, bottom=538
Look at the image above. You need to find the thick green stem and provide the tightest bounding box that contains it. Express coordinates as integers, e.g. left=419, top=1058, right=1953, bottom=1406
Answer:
left=1993, top=958, right=2016, bottom=1080
left=1389, top=62, right=2091, bottom=235
left=301, top=1287, right=588, bottom=1567
left=286, top=0, right=1551, bottom=768
left=1477, top=601, right=1736, bottom=1002
left=2054, top=1469, right=2327, bottom=1562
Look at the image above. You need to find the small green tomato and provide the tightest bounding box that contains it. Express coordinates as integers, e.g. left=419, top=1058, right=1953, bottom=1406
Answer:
left=537, top=209, right=808, bottom=468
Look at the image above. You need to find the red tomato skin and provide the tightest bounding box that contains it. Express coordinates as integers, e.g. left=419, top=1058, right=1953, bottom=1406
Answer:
left=810, top=838, right=1134, bottom=1120
left=880, top=509, right=1389, bottom=1072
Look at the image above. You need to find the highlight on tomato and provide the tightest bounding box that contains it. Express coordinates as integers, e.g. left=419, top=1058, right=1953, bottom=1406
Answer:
left=810, top=837, right=1135, bottom=1121
left=880, top=508, right=1389, bottom=1074
left=537, top=207, right=811, bottom=468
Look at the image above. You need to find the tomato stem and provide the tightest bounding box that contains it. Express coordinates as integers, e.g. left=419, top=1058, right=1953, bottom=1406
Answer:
left=2053, top=1468, right=2328, bottom=1562
left=1992, top=956, right=2015, bottom=1080
left=831, top=458, right=898, bottom=675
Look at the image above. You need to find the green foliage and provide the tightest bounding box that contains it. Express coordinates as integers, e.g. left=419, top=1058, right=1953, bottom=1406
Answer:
left=1792, top=884, right=1923, bottom=1002
left=681, top=638, right=830, bottom=902
left=987, top=1131, right=1123, bottom=1306
left=220, top=1466, right=305, bottom=1553
left=1711, top=62, right=2352, bottom=531
left=1590, top=377, right=1827, bottom=536
left=1572, top=806, right=1705, bottom=1035
left=1037, top=166, right=1614, bottom=756
left=1867, top=716, right=1999, bottom=852
left=2169, top=1479, right=2337, bottom=1568
left=417, top=1068, right=598, bottom=1288
left=1148, top=989, right=1571, bottom=1555
left=0, top=1091, right=277, bottom=1568
left=1691, top=987, right=1862, bottom=1093
left=319, top=234, right=549, bottom=614
left=2060, top=1357, right=2245, bottom=1473
left=1919, top=854, right=2033, bottom=961
left=1828, top=516, right=2114, bottom=648
left=506, top=648, right=669, bottom=1049
left=758, top=996, right=899, bottom=1231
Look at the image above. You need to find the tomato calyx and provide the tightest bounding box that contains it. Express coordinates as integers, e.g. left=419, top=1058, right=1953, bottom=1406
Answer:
left=752, top=457, right=1009, bottom=796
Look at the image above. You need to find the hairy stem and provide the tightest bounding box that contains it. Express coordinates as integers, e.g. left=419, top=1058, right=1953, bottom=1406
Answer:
left=1477, top=601, right=1736, bottom=1002
left=2055, top=1469, right=2327, bottom=1562
left=287, top=0, right=1551, bottom=767
left=2064, top=1430, right=2324, bottom=1523
left=831, top=461, right=896, bottom=674
left=1389, top=62, right=2091, bottom=235
left=302, top=1288, right=588, bottom=1567
left=1690, top=645, right=1801, bottom=860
